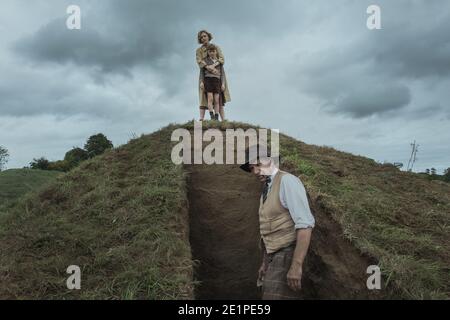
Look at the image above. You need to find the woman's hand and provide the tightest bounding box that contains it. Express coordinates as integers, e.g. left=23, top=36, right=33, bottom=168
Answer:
left=206, top=66, right=219, bottom=75
left=221, top=84, right=225, bottom=92
left=200, top=82, right=204, bottom=90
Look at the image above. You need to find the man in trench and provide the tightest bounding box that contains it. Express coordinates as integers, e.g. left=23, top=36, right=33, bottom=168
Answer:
left=240, top=144, right=315, bottom=299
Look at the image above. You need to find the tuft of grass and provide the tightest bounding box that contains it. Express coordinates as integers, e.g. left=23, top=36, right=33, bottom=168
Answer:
left=282, top=152, right=317, bottom=177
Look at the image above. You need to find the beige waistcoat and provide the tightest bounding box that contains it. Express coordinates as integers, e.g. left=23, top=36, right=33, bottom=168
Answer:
left=259, top=170, right=297, bottom=254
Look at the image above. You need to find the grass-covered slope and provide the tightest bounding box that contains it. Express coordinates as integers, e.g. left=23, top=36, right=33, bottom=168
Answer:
left=279, top=135, right=450, bottom=299
left=0, top=121, right=448, bottom=299
left=0, top=128, right=193, bottom=299
left=0, top=169, right=61, bottom=207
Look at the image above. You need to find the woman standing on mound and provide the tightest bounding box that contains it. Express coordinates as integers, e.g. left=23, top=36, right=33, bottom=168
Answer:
left=196, top=30, right=231, bottom=121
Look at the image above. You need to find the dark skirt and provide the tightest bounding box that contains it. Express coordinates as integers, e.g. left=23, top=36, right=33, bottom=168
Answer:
left=204, top=77, right=221, bottom=93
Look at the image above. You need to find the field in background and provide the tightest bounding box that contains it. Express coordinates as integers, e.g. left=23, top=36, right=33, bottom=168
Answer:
left=0, top=169, right=61, bottom=207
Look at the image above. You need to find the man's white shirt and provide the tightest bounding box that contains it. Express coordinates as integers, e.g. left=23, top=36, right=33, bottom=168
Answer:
left=265, top=168, right=315, bottom=230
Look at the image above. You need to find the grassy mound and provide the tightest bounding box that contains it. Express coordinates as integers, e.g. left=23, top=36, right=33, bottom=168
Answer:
left=0, top=128, right=193, bottom=299
left=279, top=134, right=450, bottom=299
left=0, top=121, right=448, bottom=299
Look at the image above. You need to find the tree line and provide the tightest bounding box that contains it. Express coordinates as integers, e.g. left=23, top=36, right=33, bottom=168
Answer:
left=28, top=133, right=113, bottom=172
left=420, top=167, right=450, bottom=183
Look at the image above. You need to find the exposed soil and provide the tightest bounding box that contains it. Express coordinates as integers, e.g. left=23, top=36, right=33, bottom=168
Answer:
left=186, top=164, right=262, bottom=299
left=300, top=193, right=383, bottom=299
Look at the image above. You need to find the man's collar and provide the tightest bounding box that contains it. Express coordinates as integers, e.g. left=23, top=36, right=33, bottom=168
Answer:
left=269, top=167, right=279, bottom=181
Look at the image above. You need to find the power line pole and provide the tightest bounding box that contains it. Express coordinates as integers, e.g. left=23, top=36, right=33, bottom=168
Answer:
left=411, top=143, right=419, bottom=171
left=407, top=141, right=419, bottom=172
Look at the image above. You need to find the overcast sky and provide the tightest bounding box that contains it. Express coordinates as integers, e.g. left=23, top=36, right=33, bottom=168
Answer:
left=1, top=0, right=449, bottom=172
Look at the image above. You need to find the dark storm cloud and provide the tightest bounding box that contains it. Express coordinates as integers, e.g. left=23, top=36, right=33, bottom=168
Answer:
left=294, top=48, right=412, bottom=118
left=0, top=74, right=122, bottom=118
left=13, top=0, right=302, bottom=76
left=333, top=84, right=411, bottom=118
left=14, top=15, right=173, bottom=77
left=368, top=4, right=450, bottom=79
left=292, top=0, right=450, bottom=119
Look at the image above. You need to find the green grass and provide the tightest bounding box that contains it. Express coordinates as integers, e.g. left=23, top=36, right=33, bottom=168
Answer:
left=0, top=169, right=61, bottom=207
left=0, top=129, right=193, bottom=299
left=280, top=134, right=450, bottom=299
left=282, top=153, right=317, bottom=177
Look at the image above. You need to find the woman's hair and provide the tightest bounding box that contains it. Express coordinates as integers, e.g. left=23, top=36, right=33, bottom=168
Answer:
left=197, top=30, right=213, bottom=44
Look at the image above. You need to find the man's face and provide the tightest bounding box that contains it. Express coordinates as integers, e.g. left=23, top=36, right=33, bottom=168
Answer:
left=249, top=158, right=272, bottom=182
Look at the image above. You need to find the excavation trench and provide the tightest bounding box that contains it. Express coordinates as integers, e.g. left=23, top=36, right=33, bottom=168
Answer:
left=184, top=134, right=381, bottom=299
left=186, top=163, right=382, bottom=299
left=186, top=164, right=262, bottom=299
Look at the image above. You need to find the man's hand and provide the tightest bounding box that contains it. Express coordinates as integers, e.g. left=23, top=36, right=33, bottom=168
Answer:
left=258, top=261, right=268, bottom=284
left=287, top=228, right=312, bottom=292
left=287, top=262, right=302, bottom=291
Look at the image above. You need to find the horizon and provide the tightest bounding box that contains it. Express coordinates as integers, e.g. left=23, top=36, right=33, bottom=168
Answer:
left=1, top=120, right=444, bottom=174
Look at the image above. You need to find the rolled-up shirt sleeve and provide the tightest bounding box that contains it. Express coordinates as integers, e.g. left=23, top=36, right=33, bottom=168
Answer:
left=279, top=174, right=315, bottom=229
